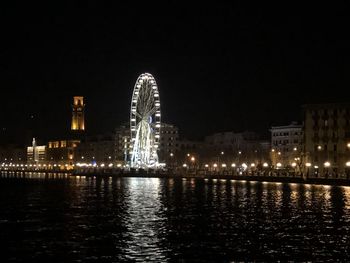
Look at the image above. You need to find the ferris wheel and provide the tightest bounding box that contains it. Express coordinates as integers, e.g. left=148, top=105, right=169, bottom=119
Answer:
left=130, top=73, right=161, bottom=168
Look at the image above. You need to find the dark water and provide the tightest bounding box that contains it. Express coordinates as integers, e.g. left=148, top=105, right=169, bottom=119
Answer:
left=1, top=175, right=350, bottom=262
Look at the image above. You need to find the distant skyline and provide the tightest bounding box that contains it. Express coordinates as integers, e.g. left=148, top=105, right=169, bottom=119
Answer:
left=1, top=2, right=350, bottom=145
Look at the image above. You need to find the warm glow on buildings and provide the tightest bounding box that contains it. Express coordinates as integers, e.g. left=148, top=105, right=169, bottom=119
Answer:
left=71, top=96, right=85, bottom=131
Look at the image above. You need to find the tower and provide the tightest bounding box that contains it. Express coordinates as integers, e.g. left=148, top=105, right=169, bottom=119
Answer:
left=71, top=96, right=85, bottom=131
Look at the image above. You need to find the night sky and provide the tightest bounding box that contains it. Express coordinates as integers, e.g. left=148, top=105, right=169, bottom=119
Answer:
left=1, top=2, right=350, bottom=145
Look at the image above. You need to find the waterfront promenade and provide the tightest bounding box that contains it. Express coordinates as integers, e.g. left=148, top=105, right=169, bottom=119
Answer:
left=1, top=167, right=350, bottom=187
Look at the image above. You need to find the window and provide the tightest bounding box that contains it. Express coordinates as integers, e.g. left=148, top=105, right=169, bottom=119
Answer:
left=333, top=144, right=337, bottom=152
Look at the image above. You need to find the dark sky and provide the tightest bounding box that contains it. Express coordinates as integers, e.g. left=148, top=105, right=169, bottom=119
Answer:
left=1, top=2, right=350, bottom=145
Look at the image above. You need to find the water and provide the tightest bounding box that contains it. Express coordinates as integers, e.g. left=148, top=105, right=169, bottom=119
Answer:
left=1, top=175, right=350, bottom=262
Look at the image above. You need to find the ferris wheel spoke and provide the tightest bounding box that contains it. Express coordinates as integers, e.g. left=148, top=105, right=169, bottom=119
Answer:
left=135, top=111, right=142, bottom=119
left=145, top=106, right=157, bottom=118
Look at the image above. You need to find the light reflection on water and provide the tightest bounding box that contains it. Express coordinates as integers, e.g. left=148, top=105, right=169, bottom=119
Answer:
left=0, top=174, right=350, bottom=261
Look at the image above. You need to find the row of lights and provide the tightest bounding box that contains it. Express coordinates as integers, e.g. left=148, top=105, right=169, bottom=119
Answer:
left=183, top=162, right=266, bottom=169
left=1, top=163, right=71, bottom=168
left=80, top=156, right=112, bottom=160
left=76, top=162, right=122, bottom=168
left=317, top=143, right=350, bottom=151
left=273, top=143, right=350, bottom=154
left=182, top=161, right=350, bottom=169
left=1, top=162, right=126, bottom=168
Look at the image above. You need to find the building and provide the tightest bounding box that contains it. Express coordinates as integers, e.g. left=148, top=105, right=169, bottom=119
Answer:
left=71, top=96, right=85, bottom=131
left=270, top=122, right=303, bottom=168
left=204, top=131, right=269, bottom=166
left=75, top=133, right=116, bottom=165
left=158, top=123, right=179, bottom=163
left=27, top=138, right=46, bottom=164
left=303, top=103, right=350, bottom=177
left=46, top=139, right=80, bottom=168
left=0, top=145, right=26, bottom=163
left=115, top=124, right=130, bottom=163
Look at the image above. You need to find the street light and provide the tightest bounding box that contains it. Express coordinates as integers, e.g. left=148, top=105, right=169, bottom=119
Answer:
left=346, top=161, right=350, bottom=179
left=324, top=161, right=331, bottom=178
left=190, top=156, right=196, bottom=170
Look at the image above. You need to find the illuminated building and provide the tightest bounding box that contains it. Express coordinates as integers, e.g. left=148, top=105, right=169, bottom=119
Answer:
left=204, top=131, right=269, bottom=165
left=75, top=133, right=116, bottom=164
left=270, top=122, right=303, bottom=167
left=27, top=138, right=46, bottom=164
left=159, top=123, right=179, bottom=163
left=71, top=96, right=85, bottom=131
left=115, top=124, right=130, bottom=163
left=46, top=139, right=80, bottom=169
left=303, top=103, right=350, bottom=177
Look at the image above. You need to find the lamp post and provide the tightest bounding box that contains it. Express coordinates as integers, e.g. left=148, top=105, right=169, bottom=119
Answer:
left=263, top=162, right=269, bottom=176
left=291, top=162, right=297, bottom=177
left=345, top=161, right=350, bottom=180
left=324, top=161, right=331, bottom=178
left=190, top=156, right=195, bottom=173
left=213, top=163, right=218, bottom=173
left=169, top=152, right=174, bottom=169
left=231, top=163, right=236, bottom=175
left=305, top=162, right=311, bottom=179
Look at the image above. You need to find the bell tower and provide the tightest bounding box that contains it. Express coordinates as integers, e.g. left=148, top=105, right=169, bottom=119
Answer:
left=71, top=96, right=85, bottom=131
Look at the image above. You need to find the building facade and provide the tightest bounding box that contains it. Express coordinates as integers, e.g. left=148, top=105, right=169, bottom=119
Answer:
left=46, top=139, right=80, bottom=168
left=115, top=124, right=130, bottom=163
left=204, top=131, right=270, bottom=166
left=270, top=122, right=303, bottom=168
left=158, top=123, right=179, bottom=164
left=27, top=138, right=46, bottom=164
left=71, top=96, right=85, bottom=131
left=75, top=133, right=116, bottom=165
left=303, top=103, right=350, bottom=177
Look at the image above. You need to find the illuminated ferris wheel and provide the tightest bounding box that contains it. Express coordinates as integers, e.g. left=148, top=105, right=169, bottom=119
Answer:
left=130, top=73, right=161, bottom=168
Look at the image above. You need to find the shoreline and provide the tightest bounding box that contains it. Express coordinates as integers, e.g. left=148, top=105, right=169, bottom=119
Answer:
left=74, top=173, right=350, bottom=187
left=1, top=169, right=350, bottom=187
